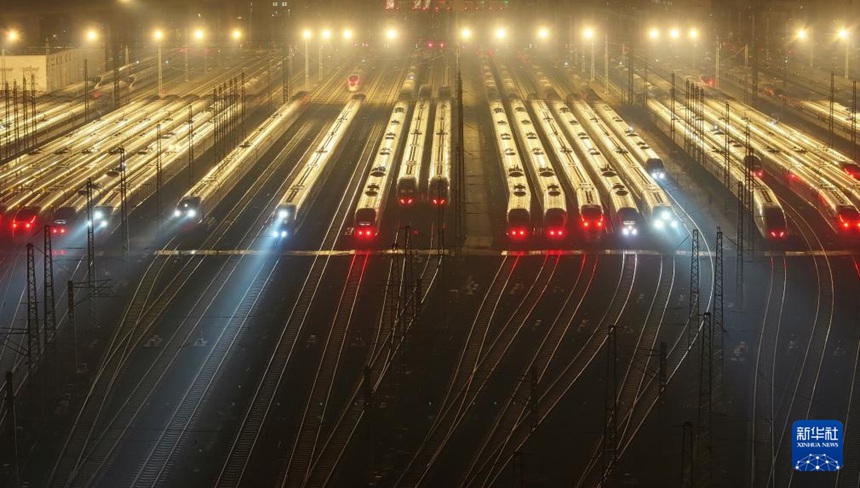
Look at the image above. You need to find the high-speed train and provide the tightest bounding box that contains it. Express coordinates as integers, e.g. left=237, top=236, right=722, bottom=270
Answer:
left=532, top=100, right=605, bottom=231
left=573, top=101, right=678, bottom=233
left=594, top=101, right=666, bottom=180
left=45, top=100, right=214, bottom=235
left=697, top=98, right=860, bottom=234
left=174, top=96, right=306, bottom=227
left=489, top=100, right=532, bottom=239
left=428, top=99, right=452, bottom=206
left=353, top=101, right=409, bottom=238
left=551, top=101, right=640, bottom=237
left=270, top=95, right=362, bottom=238
left=649, top=98, right=788, bottom=239
left=508, top=97, right=568, bottom=239
left=347, top=73, right=362, bottom=93
left=395, top=98, right=429, bottom=205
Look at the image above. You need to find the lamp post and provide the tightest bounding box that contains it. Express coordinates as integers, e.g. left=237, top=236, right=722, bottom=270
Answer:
left=645, top=28, right=659, bottom=105
left=302, top=29, right=311, bottom=91
left=2, top=29, right=19, bottom=89
left=83, top=29, right=100, bottom=123
left=584, top=28, right=595, bottom=82
left=495, top=27, right=507, bottom=50
left=689, top=28, right=699, bottom=70
left=320, top=28, right=330, bottom=82
left=154, top=29, right=164, bottom=97
left=797, top=28, right=812, bottom=68
left=186, top=28, right=204, bottom=81
left=839, top=28, right=851, bottom=79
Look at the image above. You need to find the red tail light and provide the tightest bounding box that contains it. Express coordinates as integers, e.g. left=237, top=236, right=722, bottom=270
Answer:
left=597, top=220, right=604, bottom=227
left=754, top=170, right=764, bottom=178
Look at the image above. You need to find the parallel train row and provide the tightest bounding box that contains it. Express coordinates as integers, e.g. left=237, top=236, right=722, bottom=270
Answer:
left=353, top=101, right=410, bottom=238
left=695, top=97, right=860, bottom=235
left=531, top=100, right=605, bottom=230
left=579, top=101, right=679, bottom=231
left=174, top=95, right=308, bottom=230
left=507, top=97, right=568, bottom=238
left=270, top=95, right=362, bottom=238
left=648, top=99, right=788, bottom=239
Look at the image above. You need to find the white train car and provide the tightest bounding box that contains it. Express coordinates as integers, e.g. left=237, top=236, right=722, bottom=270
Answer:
left=698, top=99, right=860, bottom=234
left=573, top=101, right=678, bottom=233
left=428, top=98, right=452, bottom=206
left=551, top=101, right=640, bottom=237
left=395, top=98, right=430, bottom=206
left=174, top=97, right=306, bottom=226
left=649, top=99, right=788, bottom=240
left=509, top=98, right=568, bottom=238
left=353, top=101, right=409, bottom=238
left=593, top=101, right=666, bottom=180
left=489, top=100, right=532, bottom=239
left=270, top=95, right=362, bottom=238
left=531, top=99, right=605, bottom=232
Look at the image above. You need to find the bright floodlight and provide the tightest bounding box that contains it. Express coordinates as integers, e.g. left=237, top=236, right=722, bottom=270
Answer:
left=343, top=28, right=353, bottom=40
left=670, top=28, right=680, bottom=39
left=302, top=29, right=312, bottom=40
left=797, top=28, right=808, bottom=40
left=386, top=28, right=397, bottom=40
left=194, top=29, right=204, bottom=41
left=583, top=28, right=594, bottom=40
left=153, top=29, right=164, bottom=42
left=86, top=29, right=98, bottom=42
left=7, top=30, right=19, bottom=43
left=232, top=29, right=242, bottom=40
left=321, top=29, right=331, bottom=40
left=538, top=27, right=550, bottom=40
left=461, top=27, right=472, bottom=40
left=495, top=27, right=506, bottom=40
left=648, top=28, right=659, bottom=40
left=839, top=28, right=850, bottom=40
left=689, top=28, right=699, bottom=40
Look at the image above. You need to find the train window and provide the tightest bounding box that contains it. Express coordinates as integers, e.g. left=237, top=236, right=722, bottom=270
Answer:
left=504, top=148, right=516, bottom=156
left=497, top=120, right=508, bottom=126
left=501, top=133, right=512, bottom=140
left=394, top=107, right=405, bottom=113
left=532, top=148, right=544, bottom=155
left=527, top=132, right=537, bottom=139
left=617, top=207, right=639, bottom=223
left=521, top=119, right=531, bottom=125
left=515, top=106, right=526, bottom=112
left=581, top=206, right=603, bottom=222
left=385, top=132, right=396, bottom=140
left=493, top=107, right=504, bottom=114
left=379, top=148, right=391, bottom=156
left=763, top=208, right=786, bottom=231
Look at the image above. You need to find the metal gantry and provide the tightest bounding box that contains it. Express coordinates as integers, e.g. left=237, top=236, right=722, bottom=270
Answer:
left=697, top=312, right=713, bottom=487
left=689, top=229, right=700, bottom=346
left=26, top=243, right=39, bottom=372
left=602, top=323, right=618, bottom=487
left=43, top=225, right=56, bottom=349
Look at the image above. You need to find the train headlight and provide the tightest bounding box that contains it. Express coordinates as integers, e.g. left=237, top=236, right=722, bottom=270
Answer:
left=278, top=209, right=289, bottom=218
left=271, top=229, right=280, bottom=238
left=281, top=230, right=288, bottom=238
left=187, top=209, right=197, bottom=218
left=622, top=227, right=630, bottom=236
left=173, top=209, right=182, bottom=218
left=94, top=211, right=103, bottom=220
left=100, top=220, right=108, bottom=228
left=670, top=220, right=678, bottom=228
left=653, top=220, right=665, bottom=230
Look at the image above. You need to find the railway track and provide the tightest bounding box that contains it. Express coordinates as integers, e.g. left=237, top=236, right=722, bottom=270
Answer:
left=778, top=203, right=836, bottom=488
left=44, top=74, right=335, bottom=486
left=749, top=256, right=788, bottom=488
left=213, top=66, right=401, bottom=488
